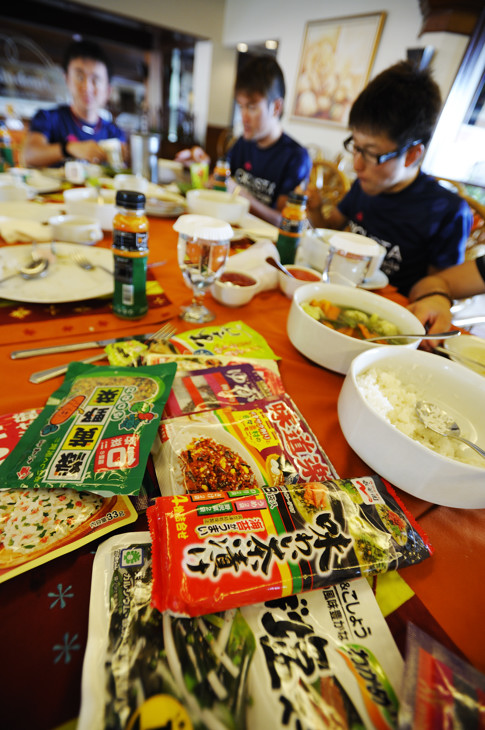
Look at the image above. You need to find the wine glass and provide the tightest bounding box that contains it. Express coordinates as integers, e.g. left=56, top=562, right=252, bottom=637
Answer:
left=177, top=233, right=229, bottom=322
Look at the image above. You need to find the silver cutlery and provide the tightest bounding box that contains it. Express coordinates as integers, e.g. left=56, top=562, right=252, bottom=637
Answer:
left=0, top=255, right=49, bottom=284
left=416, top=400, right=485, bottom=459
left=364, top=330, right=461, bottom=342
left=11, top=323, right=177, bottom=359
left=73, top=252, right=113, bottom=275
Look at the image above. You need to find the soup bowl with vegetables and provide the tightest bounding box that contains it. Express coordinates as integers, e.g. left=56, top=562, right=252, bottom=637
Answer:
left=287, top=282, right=425, bottom=374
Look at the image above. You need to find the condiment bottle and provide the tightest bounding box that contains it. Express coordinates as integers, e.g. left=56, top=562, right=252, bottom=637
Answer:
left=0, top=121, right=13, bottom=171
left=112, top=190, right=149, bottom=319
left=213, top=157, right=231, bottom=191
left=276, top=191, right=308, bottom=265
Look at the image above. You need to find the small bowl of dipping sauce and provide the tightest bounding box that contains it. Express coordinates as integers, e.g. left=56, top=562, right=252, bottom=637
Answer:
left=279, top=264, right=321, bottom=298
left=211, top=270, right=260, bottom=307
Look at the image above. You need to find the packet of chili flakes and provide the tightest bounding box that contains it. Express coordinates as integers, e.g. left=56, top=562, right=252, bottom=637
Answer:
left=79, top=531, right=404, bottom=730
left=147, top=476, right=432, bottom=618
left=151, top=394, right=338, bottom=496
left=0, top=361, right=176, bottom=496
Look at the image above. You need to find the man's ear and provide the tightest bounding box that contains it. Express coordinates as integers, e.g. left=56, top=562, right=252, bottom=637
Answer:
left=272, top=97, right=284, bottom=118
left=405, top=142, right=425, bottom=167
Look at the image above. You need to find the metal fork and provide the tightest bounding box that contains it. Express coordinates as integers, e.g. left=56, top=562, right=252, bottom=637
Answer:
left=73, top=252, right=113, bottom=275
left=148, top=322, right=177, bottom=343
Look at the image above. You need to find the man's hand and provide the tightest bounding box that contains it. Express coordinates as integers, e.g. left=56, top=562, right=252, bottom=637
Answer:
left=407, top=296, right=453, bottom=351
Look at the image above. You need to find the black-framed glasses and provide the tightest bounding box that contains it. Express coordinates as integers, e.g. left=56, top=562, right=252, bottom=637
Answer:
left=343, top=135, right=423, bottom=166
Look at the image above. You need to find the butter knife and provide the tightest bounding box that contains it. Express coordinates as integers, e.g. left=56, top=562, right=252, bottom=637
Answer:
left=29, top=353, right=107, bottom=384
left=11, top=332, right=158, bottom=359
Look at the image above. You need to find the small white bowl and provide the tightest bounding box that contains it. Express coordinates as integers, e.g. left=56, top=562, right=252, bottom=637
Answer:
left=444, top=334, right=485, bottom=375
left=0, top=183, right=29, bottom=202
left=211, top=270, right=260, bottom=307
left=63, top=187, right=116, bottom=230
left=287, top=282, right=425, bottom=374
left=279, top=265, right=321, bottom=298
left=186, top=189, right=250, bottom=224
left=48, top=214, right=103, bottom=245
left=338, top=346, right=485, bottom=507
left=114, top=174, right=148, bottom=193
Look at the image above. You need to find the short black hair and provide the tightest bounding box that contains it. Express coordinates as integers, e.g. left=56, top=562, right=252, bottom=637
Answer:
left=349, top=60, right=442, bottom=147
left=63, top=39, right=112, bottom=79
left=235, top=55, right=285, bottom=109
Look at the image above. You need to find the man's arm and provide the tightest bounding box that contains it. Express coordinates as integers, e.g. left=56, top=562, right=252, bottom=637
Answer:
left=23, top=131, right=110, bottom=167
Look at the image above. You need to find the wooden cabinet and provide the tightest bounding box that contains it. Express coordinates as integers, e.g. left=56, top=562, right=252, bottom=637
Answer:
left=419, top=0, right=484, bottom=34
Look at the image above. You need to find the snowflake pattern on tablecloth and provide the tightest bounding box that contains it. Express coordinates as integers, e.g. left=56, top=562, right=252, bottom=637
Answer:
left=48, top=583, right=74, bottom=609
left=53, top=632, right=81, bottom=664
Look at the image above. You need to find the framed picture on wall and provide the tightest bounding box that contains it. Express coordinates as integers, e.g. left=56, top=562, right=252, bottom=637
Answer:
left=291, top=12, right=386, bottom=127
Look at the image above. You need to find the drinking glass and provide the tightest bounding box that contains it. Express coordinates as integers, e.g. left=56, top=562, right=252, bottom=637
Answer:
left=177, top=234, right=229, bottom=322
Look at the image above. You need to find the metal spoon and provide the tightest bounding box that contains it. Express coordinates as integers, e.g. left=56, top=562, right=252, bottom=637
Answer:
left=364, top=330, right=461, bottom=343
left=416, top=400, right=485, bottom=460
left=0, top=256, right=49, bottom=284
left=265, top=256, right=295, bottom=277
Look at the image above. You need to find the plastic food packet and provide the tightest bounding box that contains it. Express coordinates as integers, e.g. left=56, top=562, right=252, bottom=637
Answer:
left=151, top=394, right=337, bottom=496
left=164, top=362, right=284, bottom=419
left=398, top=623, right=485, bottom=729
left=79, top=531, right=405, bottom=730
left=147, top=477, right=432, bottom=618
left=0, top=361, right=176, bottom=496
left=0, top=409, right=138, bottom=583
left=169, top=320, right=280, bottom=359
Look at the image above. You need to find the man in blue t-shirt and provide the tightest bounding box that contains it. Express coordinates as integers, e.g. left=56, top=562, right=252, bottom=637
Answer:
left=176, top=56, right=311, bottom=226
left=24, top=40, right=127, bottom=168
left=308, top=61, right=472, bottom=296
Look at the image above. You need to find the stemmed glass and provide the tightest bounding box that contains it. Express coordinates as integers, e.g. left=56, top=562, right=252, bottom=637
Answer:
left=177, top=233, right=230, bottom=322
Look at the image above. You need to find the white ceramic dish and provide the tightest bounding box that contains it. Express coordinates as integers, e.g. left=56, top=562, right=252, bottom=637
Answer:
left=186, top=189, right=250, bottom=224
left=359, top=269, right=389, bottom=291
left=287, top=282, right=425, bottom=374
left=0, top=201, right=65, bottom=223
left=63, top=187, right=116, bottom=230
left=211, top=270, right=260, bottom=307
left=278, top=265, right=322, bottom=299
left=338, top=347, right=485, bottom=508
left=48, top=215, right=103, bottom=245
left=0, top=242, right=113, bottom=303
left=444, top=334, right=485, bottom=375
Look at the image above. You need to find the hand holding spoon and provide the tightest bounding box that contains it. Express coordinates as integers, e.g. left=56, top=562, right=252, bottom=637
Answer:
left=416, top=400, right=485, bottom=459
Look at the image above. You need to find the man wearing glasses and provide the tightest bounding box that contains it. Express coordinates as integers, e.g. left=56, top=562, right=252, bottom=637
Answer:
left=308, top=61, right=472, bottom=296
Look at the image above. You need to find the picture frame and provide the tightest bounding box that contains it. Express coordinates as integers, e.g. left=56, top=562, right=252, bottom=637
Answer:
left=291, top=12, right=386, bottom=127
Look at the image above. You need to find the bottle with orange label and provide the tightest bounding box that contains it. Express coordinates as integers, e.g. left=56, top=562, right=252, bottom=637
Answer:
left=112, top=190, right=149, bottom=319
left=276, top=191, right=308, bottom=265
left=212, top=157, right=231, bottom=191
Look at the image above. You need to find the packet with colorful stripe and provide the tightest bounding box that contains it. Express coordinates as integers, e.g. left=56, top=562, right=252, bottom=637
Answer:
left=79, top=531, right=405, bottom=730
left=0, top=409, right=138, bottom=583
left=147, top=476, right=432, bottom=618
left=0, top=361, right=176, bottom=496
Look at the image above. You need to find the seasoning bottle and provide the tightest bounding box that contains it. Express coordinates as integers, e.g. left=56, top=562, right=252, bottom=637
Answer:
left=0, top=121, right=13, bottom=171
left=112, top=190, right=149, bottom=319
left=276, top=191, right=308, bottom=265
left=213, top=157, right=231, bottom=191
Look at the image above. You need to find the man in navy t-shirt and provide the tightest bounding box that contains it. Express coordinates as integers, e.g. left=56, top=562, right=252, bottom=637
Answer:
left=307, top=61, right=472, bottom=296
left=24, top=40, right=126, bottom=168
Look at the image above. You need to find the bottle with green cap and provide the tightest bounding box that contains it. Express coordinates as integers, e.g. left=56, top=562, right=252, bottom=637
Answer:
left=276, top=190, right=308, bottom=265
left=112, top=190, right=149, bottom=319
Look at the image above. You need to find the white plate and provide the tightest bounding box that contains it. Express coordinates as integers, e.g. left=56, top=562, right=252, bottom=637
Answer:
left=0, top=242, right=113, bottom=303
left=145, top=199, right=186, bottom=218
left=359, top=269, right=389, bottom=290
left=0, top=201, right=65, bottom=223
left=444, top=334, right=485, bottom=375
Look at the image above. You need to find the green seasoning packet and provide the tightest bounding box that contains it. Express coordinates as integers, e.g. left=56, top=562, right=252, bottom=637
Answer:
left=170, top=320, right=279, bottom=360
left=0, top=361, right=176, bottom=496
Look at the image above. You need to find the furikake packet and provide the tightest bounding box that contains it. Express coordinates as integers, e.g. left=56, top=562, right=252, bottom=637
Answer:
left=0, top=361, right=176, bottom=496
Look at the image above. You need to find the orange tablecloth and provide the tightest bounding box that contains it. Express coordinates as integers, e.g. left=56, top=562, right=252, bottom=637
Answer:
left=0, top=215, right=484, bottom=730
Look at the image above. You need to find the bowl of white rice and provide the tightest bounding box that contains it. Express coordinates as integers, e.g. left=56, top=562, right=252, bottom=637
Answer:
left=338, top=346, right=485, bottom=508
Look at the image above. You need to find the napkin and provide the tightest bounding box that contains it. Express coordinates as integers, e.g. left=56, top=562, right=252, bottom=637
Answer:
left=0, top=219, right=53, bottom=244
left=227, top=239, right=280, bottom=292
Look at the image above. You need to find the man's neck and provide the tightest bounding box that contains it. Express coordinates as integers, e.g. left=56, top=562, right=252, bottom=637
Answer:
left=257, top=124, right=283, bottom=149
left=70, top=104, right=100, bottom=126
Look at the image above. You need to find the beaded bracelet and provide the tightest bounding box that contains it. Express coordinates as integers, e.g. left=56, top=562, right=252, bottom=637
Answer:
left=412, top=291, right=454, bottom=306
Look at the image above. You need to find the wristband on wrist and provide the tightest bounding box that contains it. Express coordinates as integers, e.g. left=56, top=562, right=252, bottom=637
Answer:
left=412, top=290, right=454, bottom=306
left=61, top=140, right=71, bottom=159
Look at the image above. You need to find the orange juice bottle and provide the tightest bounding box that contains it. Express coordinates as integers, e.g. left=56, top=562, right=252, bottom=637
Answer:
left=213, top=157, right=231, bottom=191
left=276, top=191, right=308, bottom=265
left=112, top=191, right=149, bottom=319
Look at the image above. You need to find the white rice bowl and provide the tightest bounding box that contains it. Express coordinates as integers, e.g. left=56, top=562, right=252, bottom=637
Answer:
left=338, top=346, right=485, bottom=508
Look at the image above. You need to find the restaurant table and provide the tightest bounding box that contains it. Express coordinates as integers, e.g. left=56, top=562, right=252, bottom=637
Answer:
left=0, top=212, right=484, bottom=730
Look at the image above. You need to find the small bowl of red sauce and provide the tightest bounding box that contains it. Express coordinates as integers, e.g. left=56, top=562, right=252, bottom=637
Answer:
left=211, top=270, right=260, bottom=307
left=279, top=265, right=321, bottom=298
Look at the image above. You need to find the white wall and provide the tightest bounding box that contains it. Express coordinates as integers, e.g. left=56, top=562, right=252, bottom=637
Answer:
left=222, top=0, right=468, bottom=160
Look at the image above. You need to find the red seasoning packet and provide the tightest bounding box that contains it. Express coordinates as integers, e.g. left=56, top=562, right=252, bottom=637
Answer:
left=398, top=623, right=485, bottom=729
left=147, top=476, right=433, bottom=618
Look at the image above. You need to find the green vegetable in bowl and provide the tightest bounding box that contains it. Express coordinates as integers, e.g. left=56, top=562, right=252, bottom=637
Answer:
left=302, top=298, right=402, bottom=343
